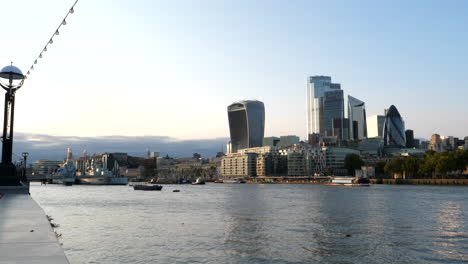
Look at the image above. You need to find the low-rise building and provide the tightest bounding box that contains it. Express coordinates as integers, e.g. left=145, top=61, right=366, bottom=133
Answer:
left=32, top=159, right=63, bottom=176
left=220, top=152, right=258, bottom=177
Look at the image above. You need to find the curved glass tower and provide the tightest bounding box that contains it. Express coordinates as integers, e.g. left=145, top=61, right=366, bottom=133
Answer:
left=228, top=100, right=265, bottom=153
left=383, top=105, right=406, bottom=147
left=348, top=95, right=367, bottom=140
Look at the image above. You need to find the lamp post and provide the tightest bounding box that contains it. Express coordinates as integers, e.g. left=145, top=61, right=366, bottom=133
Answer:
left=22, top=151, right=29, bottom=171
left=0, top=64, right=25, bottom=185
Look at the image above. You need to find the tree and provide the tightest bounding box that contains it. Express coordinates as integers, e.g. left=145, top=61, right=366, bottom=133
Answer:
left=344, top=154, right=364, bottom=175
left=419, top=152, right=439, bottom=178
left=375, top=160, right=386, bottom=175
left=384, top=158, right=404, bottom=178
left=402, top=157, right=421, bottom=179
left=193, top=153, right=201, bottom=159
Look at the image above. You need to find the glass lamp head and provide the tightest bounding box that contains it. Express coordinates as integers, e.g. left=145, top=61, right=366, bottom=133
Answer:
left=0, top=65, right=25, bottom=89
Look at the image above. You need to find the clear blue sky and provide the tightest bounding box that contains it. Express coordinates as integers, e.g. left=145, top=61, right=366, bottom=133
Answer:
left=1, top=0, right=467, bottom=140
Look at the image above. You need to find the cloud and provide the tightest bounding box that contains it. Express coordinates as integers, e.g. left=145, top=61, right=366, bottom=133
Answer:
left=13, top=133, right=228, bottom=163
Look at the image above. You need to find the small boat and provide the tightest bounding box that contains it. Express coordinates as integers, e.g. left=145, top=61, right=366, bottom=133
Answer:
left=325, top=177, right=370, bottom=187
left=173, top=189, right=180, bottom=192
left=222, top=178, right=247, bottom=184
left=133, top=185, right=163, bottom=191
left=191, top=178, right=206, bottom=185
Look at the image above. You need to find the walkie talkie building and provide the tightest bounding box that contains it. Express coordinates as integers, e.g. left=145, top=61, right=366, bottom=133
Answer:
left=228, top=100, right=265, bottom=153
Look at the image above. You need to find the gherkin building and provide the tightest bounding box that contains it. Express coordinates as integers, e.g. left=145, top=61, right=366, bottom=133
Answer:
left=383, top=105, right=406, bottom=147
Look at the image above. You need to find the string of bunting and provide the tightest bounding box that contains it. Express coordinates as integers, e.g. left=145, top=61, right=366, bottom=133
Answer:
left=24, top=0, right=79, bottom=80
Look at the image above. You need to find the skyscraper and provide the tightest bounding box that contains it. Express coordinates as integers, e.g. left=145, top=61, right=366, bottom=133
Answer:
left=348, top=95, right=367, bottom=140
left=405, top=129, right=415, bottom=148
left=429, top=134, right=442, bottom=152
left=332, top=118, right=350, bottom=141
left=227, top=100, right=265, bottom=153
left=324, top=89, right=344, bottom=136
left=367, top=115, right=385, bottom=138
left=306, top=76, right=343, bottom=137
left=383, top=105, right=406, bottom=147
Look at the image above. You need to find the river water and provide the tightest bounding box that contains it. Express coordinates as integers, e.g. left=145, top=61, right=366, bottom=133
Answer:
left=30, top=183, right=467, bottom=264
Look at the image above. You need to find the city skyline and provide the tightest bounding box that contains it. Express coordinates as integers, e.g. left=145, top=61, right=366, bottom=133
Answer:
left=1, top=0, right=467, bottom=141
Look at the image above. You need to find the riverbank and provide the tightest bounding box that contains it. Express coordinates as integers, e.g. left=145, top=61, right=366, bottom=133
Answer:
left=370, top=178, right=468, bottom=185
left=249, top=177, right=329, bottom=184
left=0, top=191, right=69, bottom=263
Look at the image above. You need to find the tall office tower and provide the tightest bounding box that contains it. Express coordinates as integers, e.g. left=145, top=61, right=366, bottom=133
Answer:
left=332, top=118, right=350, bottom=141
left=227, top=100, right=265, bottom=153
left=306, top=76, right=343, bottom=137
left=383, top=105, right=406, bottom=147
left=405, top=129, right=415, bottom=148
left=324, top=89, right=344, bottom=136
left=367, top=115, right=385, bottom=138
left=348, top=95, right=367, bottom=140
left=429, top=134, right=442, bottom=152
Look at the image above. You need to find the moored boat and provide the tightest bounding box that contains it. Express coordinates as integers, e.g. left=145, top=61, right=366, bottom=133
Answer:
left=222, top=178, right=247, bottom=184
left=191, top=178, right=206, bottom=185
left=133, top=185, right=163, bottom=191
left=325, top=177, right=370, bottom=186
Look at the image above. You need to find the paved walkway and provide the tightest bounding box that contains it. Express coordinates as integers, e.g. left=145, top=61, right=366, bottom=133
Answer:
left=0, top=190, right=69, bottom=264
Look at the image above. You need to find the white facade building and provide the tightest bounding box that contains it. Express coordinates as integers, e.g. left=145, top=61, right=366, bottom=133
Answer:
left=367, top=115, right=385, bottom=138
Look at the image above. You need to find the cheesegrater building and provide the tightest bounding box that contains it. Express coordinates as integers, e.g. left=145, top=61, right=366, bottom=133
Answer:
left=227, top=100, right=265, bottom=153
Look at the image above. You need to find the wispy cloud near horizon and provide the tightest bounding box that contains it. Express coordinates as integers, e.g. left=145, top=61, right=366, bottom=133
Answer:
left=13, top=132, right=228, bottom=163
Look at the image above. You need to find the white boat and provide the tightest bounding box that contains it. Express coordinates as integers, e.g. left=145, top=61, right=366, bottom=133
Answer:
left=191, top=178, right=206, bottom=185
left=222, top=178, right=247, bottom=184
left=325, top=177, right=370, bottom=186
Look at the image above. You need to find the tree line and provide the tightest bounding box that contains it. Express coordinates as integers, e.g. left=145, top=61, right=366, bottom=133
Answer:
left=384, top=150, right=468, bottom=179
left=345, top=150, right=468, bottom=179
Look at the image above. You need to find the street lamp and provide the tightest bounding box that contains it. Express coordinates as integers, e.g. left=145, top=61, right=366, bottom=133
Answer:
left=21, top=152, right=29, bottom=184
left=0, top=64, right=25, bottom=185
left=22, top=152, right=29, bottom=170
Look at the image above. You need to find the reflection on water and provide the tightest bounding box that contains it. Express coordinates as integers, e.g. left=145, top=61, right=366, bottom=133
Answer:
left=31, top=183, right=468, bottom=264
left=433, top=201, right=467, bottom=262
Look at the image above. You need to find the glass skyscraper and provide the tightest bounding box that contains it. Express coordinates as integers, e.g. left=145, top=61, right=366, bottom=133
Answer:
left=227, top=100, right=265, bottom=153
left=306, top=76, right=343, bottom=136
left=348, top=95, right=367, bottom=140
left=383, top=105, right=406, bottom=147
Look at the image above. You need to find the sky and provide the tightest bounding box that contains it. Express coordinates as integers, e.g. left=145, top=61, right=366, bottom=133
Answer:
left=1, top=0, right=467, bottom=159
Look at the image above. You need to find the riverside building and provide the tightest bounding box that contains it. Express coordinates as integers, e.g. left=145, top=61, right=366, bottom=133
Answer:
left=263, top=135, right=300, bottom=147
left=219, top=146, right=287, bottom=178
left=227, top=100, right=265, bottom=153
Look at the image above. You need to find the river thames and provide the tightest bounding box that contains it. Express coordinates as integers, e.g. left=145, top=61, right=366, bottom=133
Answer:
left=30, top=183, right=467, bottom=264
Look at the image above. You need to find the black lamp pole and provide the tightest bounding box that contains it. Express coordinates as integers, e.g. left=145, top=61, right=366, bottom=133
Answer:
left=0, top=65, right=24, bottom=185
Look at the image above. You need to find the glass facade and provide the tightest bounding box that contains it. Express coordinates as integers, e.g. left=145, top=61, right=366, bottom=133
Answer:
left=348, top=95, right=367, bottom=140
left=324, top=90, right=344, bottom=136
left=332, top=118, right=349, bottom=141
left=228, top=100, right=265, bottom=153
left=383, top=105, right=406, bottom=147
left=306, top=76, right=342, bottom=136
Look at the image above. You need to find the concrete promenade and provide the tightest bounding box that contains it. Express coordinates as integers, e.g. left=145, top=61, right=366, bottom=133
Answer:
left=0, top=188, right=69, bottom=264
